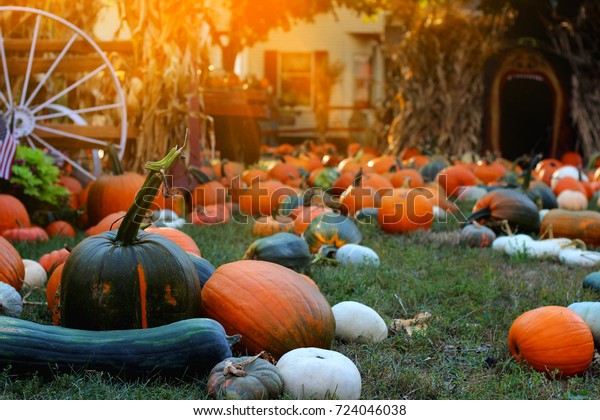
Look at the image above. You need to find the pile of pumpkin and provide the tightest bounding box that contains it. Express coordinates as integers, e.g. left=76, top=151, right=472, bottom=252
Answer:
left=0, top=145, right=394, bottom=399
left=2, top=141, right=600, bottom=396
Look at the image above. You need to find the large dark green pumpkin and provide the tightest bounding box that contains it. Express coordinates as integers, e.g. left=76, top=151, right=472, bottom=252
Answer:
left=243, top=232, right=312, bottom=273
left=302, top=212, right=362, bottom=254
left=60, top=231, right=201, bottom=330
left=60, top=146, right=202, bottom=330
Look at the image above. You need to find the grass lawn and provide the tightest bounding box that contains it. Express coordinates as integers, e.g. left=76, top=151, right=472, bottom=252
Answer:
left=2, top=202, right=600, bottom=400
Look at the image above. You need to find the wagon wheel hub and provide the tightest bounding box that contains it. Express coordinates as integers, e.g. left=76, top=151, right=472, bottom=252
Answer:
left=11, top=106, right=35, bottom=138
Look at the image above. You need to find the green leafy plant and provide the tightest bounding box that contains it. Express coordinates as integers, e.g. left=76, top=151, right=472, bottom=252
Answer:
left=10, top=146, right=69, bottom=206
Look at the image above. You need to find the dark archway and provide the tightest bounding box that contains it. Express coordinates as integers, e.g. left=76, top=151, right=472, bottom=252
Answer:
left=500, top=76, right=553, bottom=160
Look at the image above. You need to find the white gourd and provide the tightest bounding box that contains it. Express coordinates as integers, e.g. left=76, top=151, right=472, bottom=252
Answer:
left=276, top=347, right=362, bottom=399
left=332, top=301, right=388, bottom=343
left=22, top=259, right=48, bottom=289
left=529, top=238, right=572, bottom=259
left=567, top=302, right=600, bottom=347
left=503, top=234, right=535, bottom=257
left=559, top=249, right=600, bottom=267
left=492, top=236, right=511, bottom=252
left=335, top=244, right=380, bottom=267
left=0, top=282, right=23, bottom=318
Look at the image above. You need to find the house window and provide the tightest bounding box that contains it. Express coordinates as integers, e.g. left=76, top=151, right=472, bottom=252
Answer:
left=280, top=53, right=312, bottom=107
left=353, top=53, right=373, bottom=107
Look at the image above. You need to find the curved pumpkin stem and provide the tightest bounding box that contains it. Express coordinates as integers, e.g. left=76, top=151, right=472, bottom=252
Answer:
left=223, top=351, right=267, bottom=377
left=106, top=144, right=124, bottom=175
left=521, top=153, right=543, bottom=191
left=352, top=167, right=364, bottom=187
left=466, top=206, right=492, bottom=224
left=188, top=166, right=212, bottom=185
left=114, top=145, right=184, bottom=245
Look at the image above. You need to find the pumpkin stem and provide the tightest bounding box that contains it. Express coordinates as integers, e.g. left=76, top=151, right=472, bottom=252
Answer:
left=223, top=351, right=267, bottom=377
left=466, top=206, right=492, bottom=224
left=188, top=166, right=212, bottom=185
left=500, top=219, right=515, bottom=236
left=521, top=153, right=543, bottom=191
left=114, top=145, right=184, bottom=245
left=352, top=167, right=364, bottom=187
left=106, top=144, right=124, bottom=175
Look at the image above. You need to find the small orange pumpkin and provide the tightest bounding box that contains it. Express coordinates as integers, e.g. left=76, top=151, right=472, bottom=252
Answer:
left=252, top=216, right=294, bottom=237
left=143, top=227, right=201, bottom=256
left=377, top=190, right=434, bottom=234
left=45, top=221, right=76, bottom=238
left=508, top=306, right=594, bottom=377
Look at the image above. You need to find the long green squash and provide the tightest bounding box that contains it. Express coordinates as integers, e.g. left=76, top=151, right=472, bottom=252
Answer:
left=0, top=316, right=238, bottom=378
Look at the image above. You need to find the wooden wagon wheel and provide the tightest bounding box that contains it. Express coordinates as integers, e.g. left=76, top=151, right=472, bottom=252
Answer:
left=0, top=6, right=128, bottom=181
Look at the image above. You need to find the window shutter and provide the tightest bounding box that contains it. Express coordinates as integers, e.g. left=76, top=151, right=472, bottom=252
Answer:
left=264, top=50, right=278, bottom=95
left=314, top=51, right=329, bottom=110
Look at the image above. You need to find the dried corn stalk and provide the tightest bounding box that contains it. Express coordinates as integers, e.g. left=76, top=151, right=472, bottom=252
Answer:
left=386, top=6, right=508, bottom=157
left=116, top=0, right=211, bottom=172
left=548, top=1, right=600, bottom=159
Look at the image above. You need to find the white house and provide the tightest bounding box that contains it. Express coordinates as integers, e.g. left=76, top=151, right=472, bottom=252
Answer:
left=235, top=7, right=387, bottom=145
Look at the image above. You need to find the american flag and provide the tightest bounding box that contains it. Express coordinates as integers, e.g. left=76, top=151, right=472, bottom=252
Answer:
left=0, top=116, right=18, bottom=180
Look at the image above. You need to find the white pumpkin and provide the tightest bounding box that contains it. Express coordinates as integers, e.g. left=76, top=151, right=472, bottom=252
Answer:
left=335, top=244, right=380, bottom=267
left=332, top=301, right=388, bottom=343
left=151, top=209, right=180, bottom=222
left=538, top=208, right=550, bottom=223
left=556, top=190, right=588, bottom=211
left=550, top=165, right=588, bottom=189
left=163, top=218, right=186, bottom=229
left=503, top=234, right=535, bottom=257
left=491, top=236, right=511, bottom=252
left=22, top=259, right=48, bottom=289
left=567, top=302, right=600, bottom=347
left=454, top=186, right=488, bottom=203
left=276, top=347, right=362, bottom=399
left=433, top=206, right=447, bottom=222
left=529, top=238, right=572, bottom=259
left=559, top=248, right=600, bottom=267
left=0, top=282, right=23, bottom=318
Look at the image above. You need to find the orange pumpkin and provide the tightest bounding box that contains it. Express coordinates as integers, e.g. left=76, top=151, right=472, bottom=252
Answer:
left=435, top=165, right=479, bottom=198
left=45, top=221, right=76, bottom=238
left=539, top=209, right=600, bottom=247
left=0, top=194, right=30, bottom=233
left=2, top=225, right=49, bottom=242
left=0, top=236, right=25, bottom=291
left=252, top=216, right=294, bottom=237
left=238, top=180, right=294, bottom=218
left=85, top=162, right=145, bottom=226
left=387, top=168, right=425, bottom=189
left=85, top=211, right=127, bottom=236
left=508, top=306, right=594, bottom=377
left=377, top=190, right=434, bottom=234
left=201, top=260, right=335, bottom=359
left=188, top=204, right=231, bottom=226
left=192, top=180, right=228, bottom=207
left=38, top=248, right=70, bottom=275
left=143, top=227, right=201, bottom=256
left=45, top=262, right=64, bottom=325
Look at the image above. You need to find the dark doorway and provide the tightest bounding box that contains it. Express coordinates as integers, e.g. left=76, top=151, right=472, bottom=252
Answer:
left=500, top=77, right=553, bottom=160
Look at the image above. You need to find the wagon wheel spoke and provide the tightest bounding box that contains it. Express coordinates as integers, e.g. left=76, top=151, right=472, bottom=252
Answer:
left=34, top=103, right=122, bottom=121
left=24, top=33, right=78, bottom=109
left=30, top=63, right=108, bottom=115
left=19, top=15, right=40, bottom=106
left=28, top=131, right=95, bottom=180
left=34, top=123, right=110, bottom=148
left=0, top=28, right=14, bottom=108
